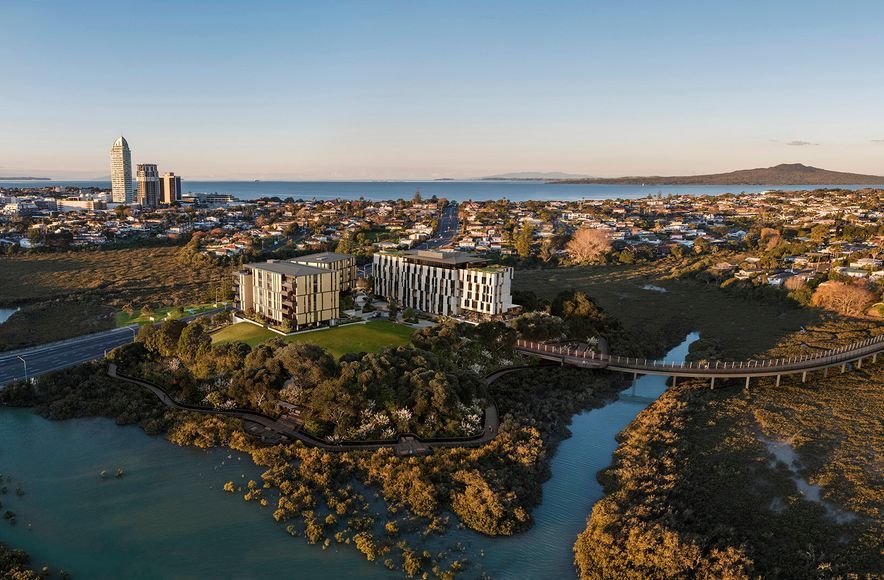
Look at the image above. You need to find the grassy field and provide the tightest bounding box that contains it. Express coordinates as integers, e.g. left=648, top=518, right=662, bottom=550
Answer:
left=114, top=302, right=222, bottom=327
left=0, top=247, right=227, bottom=350
left=212, top=320, right=415, bottom=358
left=515, top=263, right=822, bottom=359
left=0, top=247, right=225, bottom=305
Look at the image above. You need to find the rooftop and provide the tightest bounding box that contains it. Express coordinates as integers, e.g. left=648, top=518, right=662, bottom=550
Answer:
left=391, top=249, right=488, bottom=266
left=291, top=251, right=354, bottom=264
left=245, top=260, right=328, bottom=277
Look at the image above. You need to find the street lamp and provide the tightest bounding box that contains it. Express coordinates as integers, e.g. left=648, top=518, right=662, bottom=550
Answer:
left=17, top=356, right=27, bottom=381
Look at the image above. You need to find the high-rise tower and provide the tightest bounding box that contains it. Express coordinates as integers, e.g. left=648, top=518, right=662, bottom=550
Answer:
left=110, top=136, right=133, bottom=203
left=136, top=163, right=160, bottom=207
left=160, top=172, right=182, bottom=204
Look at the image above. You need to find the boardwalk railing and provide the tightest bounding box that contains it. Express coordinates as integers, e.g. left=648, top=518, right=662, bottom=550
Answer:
left=515, top=335, right=884, bottom=378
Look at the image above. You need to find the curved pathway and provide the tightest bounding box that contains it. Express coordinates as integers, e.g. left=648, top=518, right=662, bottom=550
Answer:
left=108, top=363, right=506, bottom=454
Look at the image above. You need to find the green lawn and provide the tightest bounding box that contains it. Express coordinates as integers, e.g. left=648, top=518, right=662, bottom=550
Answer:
left=211, top=320, right=415, bottom=358
left=115, top=303, right=222, bottom=327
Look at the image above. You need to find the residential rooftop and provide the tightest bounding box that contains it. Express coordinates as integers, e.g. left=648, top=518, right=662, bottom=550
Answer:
left=292, top=251, right=354, bottom=263
left=384, top=249, right=489, bottom=266
left=244, top=260, right=328, bottom=277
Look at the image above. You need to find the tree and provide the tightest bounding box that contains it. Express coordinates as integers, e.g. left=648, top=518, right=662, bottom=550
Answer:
left=566, top=228, right=612, bottom=263
left=514, top=225, right=534, bottom=258
left=336, top=235, right=353, bottom=254
left=539, top=238, right=559, bottom=263
left=693, top=236, right=711, bottom=254
left=177, top=322, right=212, bottom=363
left=811, top=281, right=876, bottom=316
left=388, top=299, right=399, bottom=321
left=758, top=227, right=782, bottom=250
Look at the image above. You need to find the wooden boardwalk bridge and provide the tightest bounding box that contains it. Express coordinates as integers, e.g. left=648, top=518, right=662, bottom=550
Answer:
left=515, top=335, right=884, bottom=389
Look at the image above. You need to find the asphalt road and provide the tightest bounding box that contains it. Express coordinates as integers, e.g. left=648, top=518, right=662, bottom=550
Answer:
left=0, top=308, right=227, bottom=386
left=416, top=203, right=459, bottom=250
left=0, top=326, right=137, bottom=385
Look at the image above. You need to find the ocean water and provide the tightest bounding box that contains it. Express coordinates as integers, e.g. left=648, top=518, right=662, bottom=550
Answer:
left=1, top=180, right=878, bottom=202
left=0, top=332, right=697, bottom=579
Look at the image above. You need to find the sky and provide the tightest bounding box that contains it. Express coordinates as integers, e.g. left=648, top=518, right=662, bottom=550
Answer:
left=2, top=0, right=884, bottom=180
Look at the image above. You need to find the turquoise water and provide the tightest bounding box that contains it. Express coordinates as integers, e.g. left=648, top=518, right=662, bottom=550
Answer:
left=2, top=179, right=877, bottom=202
left=0, top=412, right=384, bottom=579
left=0, top=333, right=697, bottom=578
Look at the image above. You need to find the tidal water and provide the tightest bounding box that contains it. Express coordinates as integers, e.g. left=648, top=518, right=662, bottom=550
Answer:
left=2, top=180, right=878, bottom=202
left=0, top=333, right=698, bottom=578
left=0, top=308, right=19, bottom=325
left=457, top=332, right=700, bottom=578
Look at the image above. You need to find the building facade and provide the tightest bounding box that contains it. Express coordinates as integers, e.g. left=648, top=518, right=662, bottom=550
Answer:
left=290, top=252, right=357, bottom=291
left=236, top=260, right=340, bottom=329
left=110, top=136, right=133, bottom=203
left=136, top=163, right=160, bottom=207
left=372, top=250, right=515, bottom=318
left=160, top=172, right=182, bottom=204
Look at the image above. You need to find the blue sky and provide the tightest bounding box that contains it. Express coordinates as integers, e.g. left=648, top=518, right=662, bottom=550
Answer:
left=2, top=0, right=884, bottom=179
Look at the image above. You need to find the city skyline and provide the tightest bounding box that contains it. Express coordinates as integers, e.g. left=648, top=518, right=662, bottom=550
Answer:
left=3, top=1, right=884, bottom=180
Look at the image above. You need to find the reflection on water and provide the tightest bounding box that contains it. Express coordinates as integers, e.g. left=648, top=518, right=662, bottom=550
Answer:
left=451, top=332, right=700, bottom=579
left=0, top=411, right=388, bottom=579
left=0, top=333, right=701, bottom=579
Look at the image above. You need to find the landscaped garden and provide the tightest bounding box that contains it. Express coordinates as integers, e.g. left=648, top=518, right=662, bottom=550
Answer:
left=211, top=320, right=414, bottom=358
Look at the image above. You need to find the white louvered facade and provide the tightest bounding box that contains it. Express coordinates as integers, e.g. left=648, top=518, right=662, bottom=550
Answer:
left=373, top=250, right=514, bottom=318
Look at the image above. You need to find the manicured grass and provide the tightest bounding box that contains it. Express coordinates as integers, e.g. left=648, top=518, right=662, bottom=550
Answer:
left=212, top=320, right=415, bottom=358
left=115, top=303, right=221, bottom=327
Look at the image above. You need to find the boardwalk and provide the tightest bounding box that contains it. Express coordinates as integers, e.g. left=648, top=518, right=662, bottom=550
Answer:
left=515, top=335, right=884, bottom=388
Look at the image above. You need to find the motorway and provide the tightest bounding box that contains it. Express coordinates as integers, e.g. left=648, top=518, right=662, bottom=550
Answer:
left=0, top=326, right=138, bottom=385
left=0, top=308, right=227, bottom=386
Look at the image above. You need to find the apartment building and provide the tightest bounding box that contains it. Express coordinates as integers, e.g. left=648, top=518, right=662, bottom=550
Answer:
left=160, top=172, right=182, bottom=205
left=373, top=249, right=515, bottom=318
left=136, top=164, right=160, bottom=208
left=290, top=252, right=357, bottom=291
left=236, top=260, right=340, bottom=329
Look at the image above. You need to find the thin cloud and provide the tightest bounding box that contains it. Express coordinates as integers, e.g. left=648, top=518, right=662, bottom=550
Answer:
left=785, top=140, right=818, bottom=146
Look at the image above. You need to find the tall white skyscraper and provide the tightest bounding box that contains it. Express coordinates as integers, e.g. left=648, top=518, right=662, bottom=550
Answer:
left=110, top=136, right=133, bottom=203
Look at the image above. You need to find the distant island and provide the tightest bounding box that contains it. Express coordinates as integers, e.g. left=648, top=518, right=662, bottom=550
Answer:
left=0, top=176, right=51, bottom=181
left=481, top=171, right=594, bottom=181
left=552, top=163, right=884, bottom=185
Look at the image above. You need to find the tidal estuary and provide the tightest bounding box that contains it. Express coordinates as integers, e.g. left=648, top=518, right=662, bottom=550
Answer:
left=0, top=334, right=698, bottom=578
